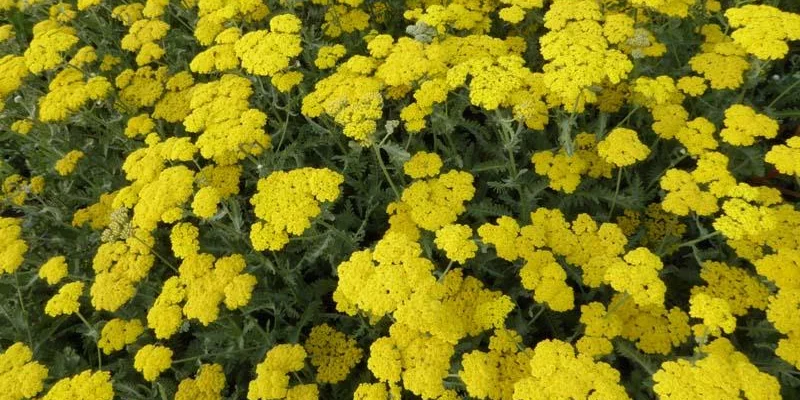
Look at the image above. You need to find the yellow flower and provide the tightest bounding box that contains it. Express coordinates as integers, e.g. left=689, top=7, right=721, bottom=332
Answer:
left=235, top=28, right=302, bottom=77
left=10, top=119, right=33, bottom=135
left=271, top=71, right=304, bottom=93
left=45, top=281, right=85, bottom=317
left=304, top=324, right=363, bottom=383
left=0, top=24, right=13, bottom=42
left=192, top=187, right=221, bottom=219
left=171, top=222, right=200, bottom=259
left=597, top=128, right=650, bottom=167
left=270, top=14, right=302, bottom=34
left=765, top=137, right=800, bottom=177
left=675, top=117, right=718, bottom=156
left=499, top=6, right=526, bottom=24
left=691, top=261, right=769, bottom=316
left=98, top=319, right=144, bottom=354
left=175, top=364, right=226, bottom=400
left=249, top=168, right=344, bottom=251
left=689, top=292, right=736, bottom=336
left=41, top=370, right=114, bottom=399
left=604, top=247, right=665, bottom=307
left=23, top=20, right=78, bottom=74
left=676, top=76, right=707, bottom=96
left=134, top=344, right=173, bottom=382
left=184, top=75, right=271, bottom=165
left=401, top=170, right=475, bottom=231
left=719, top=104, right=779, bottom=146
left=477, top=216, right=520, bottom=262
left=0, top=343, right=49, bottom=399
left=55, top=150, right=85, bottom=176
left=434, top=224, right=477, bottom=264
left=653, top=338, right=781, bottom=399
left=513, top=339, right=628, bottom=400
left=726, top=5, right=800, bottom=60
left=315, top=44, right=347, bottom=69
left=248, top=344, right=307, bottom=400
left=39, top=255, right=68, bottom=285
left=403, top=151, right=443, bottom=179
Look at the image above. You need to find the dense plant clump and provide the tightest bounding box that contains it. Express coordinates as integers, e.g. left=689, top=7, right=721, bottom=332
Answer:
left=1, top=0, right=800, bottom=399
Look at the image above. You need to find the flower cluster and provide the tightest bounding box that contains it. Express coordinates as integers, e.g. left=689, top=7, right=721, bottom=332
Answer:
left=248, top=344, right=312, bottom=400
left=249, top=168, right=344, bottom=251
left=0, top=343, right=49, bottom=399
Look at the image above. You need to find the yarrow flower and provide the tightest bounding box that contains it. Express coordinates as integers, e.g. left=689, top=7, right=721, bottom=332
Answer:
left=55, top=150, right=85, bottom=176
left=45, top=281, right=85, bottom=317
left=304, top=324, right=363, bottom=384
left=513, top=339, right=629, bottom=399
left=653, top=338, right=781, bottom=399
left=604, top=247, right=666, bottom=307
left=597, top=128, right=651, bottom=167
left=0, top=343, right=49, bottom=399
left=719, top=104, right=778, bottom=146
left=175, top=364, right=226, bottom=400
left=248, top=344, right=309, bottom=400
left=434, top=224, right=477, bottom=264
left=134, top=344, right=173, bottom=382
left=40, top=370, right=114, bottom=400
left=765, top=137, right=800, bottom=176
left=39, top=255, right=68, bottom=285
left=403, top=151, right=443, bottom=179
left=249, top=168, right=344, bottom=251
left=98, top=319, right=144, bottom=355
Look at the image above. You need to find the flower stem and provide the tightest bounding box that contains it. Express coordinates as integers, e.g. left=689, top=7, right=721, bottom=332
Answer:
left=677, top=231, right=722, bottom=249
left=608, top=167, right=624, bottom=220
left=372, top=145, right=400, bottom=199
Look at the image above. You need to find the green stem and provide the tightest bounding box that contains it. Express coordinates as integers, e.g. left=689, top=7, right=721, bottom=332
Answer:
left=130, top=234, right=178, bottom=273
left=172, top=346, right=263, bottom=364
left=14, top=272, right=33, bottom=348
left=607, top=292, right=631, bottom=315
left=646, top=153, right=689, bottom=192
left=75, top=310, right=102, bottom=369
left=767, top=75, right=800, bottom=109
left=608, top=167, right=623, bottom=220
left=372, top=145, right=400, bottom=199
left=613, top=106, right=640, bottom=130
left=438, top=260, right=454, bottom=282
left=677, top=231, right=722, bottom=249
